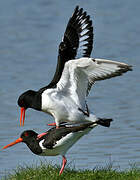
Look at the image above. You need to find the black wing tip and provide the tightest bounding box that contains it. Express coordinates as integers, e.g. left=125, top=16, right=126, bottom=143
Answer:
left=118, top=64, right=133, bottom=72
left=115, top=64, right=133, bottom=77
left=93, top=63, right=133, bottom=81
left=73, top=6, right=79, bottom=15
left=97, top=118, right=113, bottom=127
left=74, top=5, right=83, bottom=12
left=62, top=5, right=93, bottom=57
left=129, top=65, right=133, bottom=71
left=75, top=5, right=79, bottom=10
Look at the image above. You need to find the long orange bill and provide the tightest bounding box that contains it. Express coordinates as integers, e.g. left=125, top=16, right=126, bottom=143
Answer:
left=20, top=107, right=26, bottom=127
left=2, top=137, right=23, bottom=149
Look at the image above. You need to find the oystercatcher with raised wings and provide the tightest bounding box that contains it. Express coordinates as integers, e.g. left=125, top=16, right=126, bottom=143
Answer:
left=2, top=118, right=112, bottom=175
left=18, top=6, right=132, bottom=127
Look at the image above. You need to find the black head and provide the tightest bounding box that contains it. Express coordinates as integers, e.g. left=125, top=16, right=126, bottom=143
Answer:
left=18, top=90, right=39, bottom=109
left=20, top=130, right=38, bottom=142
left=2, top=130, right=42, bottom=155
left=17, top=90, right=41, bottom=126
left=21, top=130, right=42, bottom=155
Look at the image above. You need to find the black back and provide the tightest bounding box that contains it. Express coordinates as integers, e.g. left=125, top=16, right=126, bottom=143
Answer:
left=41, top=118, right=112, bottom=149
left=41, top=122, right=94, bottom=149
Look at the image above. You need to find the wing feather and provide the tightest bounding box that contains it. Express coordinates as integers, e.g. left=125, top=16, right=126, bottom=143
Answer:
left=41, top=6, right=93, bottom=90
left=57, top=58, right=132, bottom=107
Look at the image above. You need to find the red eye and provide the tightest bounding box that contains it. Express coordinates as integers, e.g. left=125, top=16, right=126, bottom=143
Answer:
left=24, top=132, right=28, bottom=137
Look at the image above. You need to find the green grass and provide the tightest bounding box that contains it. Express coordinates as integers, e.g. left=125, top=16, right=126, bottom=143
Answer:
left=2, top=163, right=140, bottom=180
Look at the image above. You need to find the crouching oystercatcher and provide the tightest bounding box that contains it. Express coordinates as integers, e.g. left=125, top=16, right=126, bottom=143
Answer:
left=3, top=118, right=112, bottom=175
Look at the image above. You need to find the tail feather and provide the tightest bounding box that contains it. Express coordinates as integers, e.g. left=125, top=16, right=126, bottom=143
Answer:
left=96, top=118, right=113, bottom=127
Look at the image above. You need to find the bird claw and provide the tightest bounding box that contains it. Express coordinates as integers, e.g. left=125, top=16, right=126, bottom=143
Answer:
left=47, top=122, right=56, bottom=126
left=78, top=106, right=89, bottom=117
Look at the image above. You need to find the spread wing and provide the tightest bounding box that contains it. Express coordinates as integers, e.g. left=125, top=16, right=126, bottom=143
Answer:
left=40, top=6, right=93, bottom=91
left=58, top=6, right=93, bottom=60
left=56, top=58, right=132, bottom=109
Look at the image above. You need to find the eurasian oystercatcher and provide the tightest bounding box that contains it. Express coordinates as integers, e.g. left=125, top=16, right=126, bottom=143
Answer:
left=2, top=118, right=112, bottom=175
left=17, top=6, right=132, bottom=127
left=18, top=6, right=93, bottom=126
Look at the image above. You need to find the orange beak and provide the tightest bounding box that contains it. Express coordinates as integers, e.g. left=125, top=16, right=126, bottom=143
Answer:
left=20, top=107, right=26, bottom=126
left=2, top=137, right=23, bottom=149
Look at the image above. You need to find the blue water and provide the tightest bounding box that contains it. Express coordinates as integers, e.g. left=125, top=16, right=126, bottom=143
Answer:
left=0, top=0, right=140, bottom=178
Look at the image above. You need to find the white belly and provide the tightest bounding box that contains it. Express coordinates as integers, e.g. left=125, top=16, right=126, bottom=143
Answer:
left=39, top=129, right=92, bottom=156
left=41, top=89, right=86, bottom=125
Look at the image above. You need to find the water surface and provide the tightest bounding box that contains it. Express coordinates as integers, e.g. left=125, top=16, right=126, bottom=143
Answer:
left=0, top=0, right=140, bottom=178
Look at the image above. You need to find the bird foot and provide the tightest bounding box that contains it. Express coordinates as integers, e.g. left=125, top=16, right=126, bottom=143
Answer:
left=47, top=122, right=56, bottom=126
left=37, top=132, right=47, bottom=139
left=47, top=123, right=59, bottom=129
left=78, top=107, right=89, bottom=117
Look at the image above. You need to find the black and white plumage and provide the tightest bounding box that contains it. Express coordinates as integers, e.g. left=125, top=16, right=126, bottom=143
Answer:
left=18, top=6, right=93, bottom=126
left=2, top=118, right=112, bottom=175
left=17, top=6, right=132, bottom=127
left=41, top=58, right=132, bottom=126
left=42, top=6, right=93, bottom=90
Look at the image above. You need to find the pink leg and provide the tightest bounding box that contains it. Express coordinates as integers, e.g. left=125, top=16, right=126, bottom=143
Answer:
left=59, top=156, right=67, bottom=175
left=37, top=132, right=47, bottom=139
left=47, top=122, right=56, bottom=126
left=48, top=123, right=59, bottom=129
